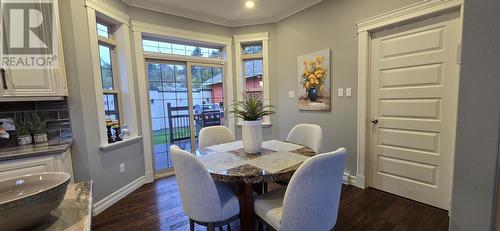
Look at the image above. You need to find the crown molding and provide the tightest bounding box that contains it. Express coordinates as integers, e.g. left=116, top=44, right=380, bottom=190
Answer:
left=121, top=0, right=322, bottom=27
left=357, top=0, right=463, bottom=32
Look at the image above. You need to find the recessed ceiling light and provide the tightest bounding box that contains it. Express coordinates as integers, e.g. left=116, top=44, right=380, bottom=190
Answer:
left=245, top=1, right=255, bottom=9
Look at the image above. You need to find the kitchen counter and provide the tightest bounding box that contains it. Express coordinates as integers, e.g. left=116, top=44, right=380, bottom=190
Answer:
left=33, top=181, right=93, bottom=231
left=0, top=140, right=72, bottom=161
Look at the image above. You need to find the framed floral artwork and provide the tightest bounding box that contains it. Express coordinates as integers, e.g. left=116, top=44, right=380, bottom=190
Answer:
left=297, top=49, right=331, bottom=111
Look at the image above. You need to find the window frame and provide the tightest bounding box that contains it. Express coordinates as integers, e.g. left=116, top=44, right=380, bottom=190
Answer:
left=234, top=33, right=271, bottom=126
left=97, top=22, right=123, bottom=125
left=86, top=0, right=141, bottom=150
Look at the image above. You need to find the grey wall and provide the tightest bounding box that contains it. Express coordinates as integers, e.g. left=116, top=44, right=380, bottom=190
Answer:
left=449, top=0, right=500, bottom=230
left=59, top=0, right=145, bottom=202
left=233, top=0, right=419, bottom=174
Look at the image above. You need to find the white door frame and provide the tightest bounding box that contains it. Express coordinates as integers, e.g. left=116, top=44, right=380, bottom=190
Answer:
left=355, top=0, right=463, bottom=189
left=131, top=21, right=234, bottom=183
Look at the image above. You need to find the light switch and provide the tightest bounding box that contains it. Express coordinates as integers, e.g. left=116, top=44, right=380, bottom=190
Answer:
left=288, top=91, right=295, bottom=98
left=338, top=88, right=344, bottom=97
left=346, top=88, right=352, bottom=97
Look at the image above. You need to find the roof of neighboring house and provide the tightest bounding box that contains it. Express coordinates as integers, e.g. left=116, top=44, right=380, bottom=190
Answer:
left=203, top=73, right=262, bottom=86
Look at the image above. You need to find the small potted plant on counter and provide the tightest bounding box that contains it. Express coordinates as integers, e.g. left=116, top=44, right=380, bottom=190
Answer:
left=229, top=93, right=275, bottom=154
left=32, top=113, right=48, bottom=144
left=12, top=113, right=33, bottom=145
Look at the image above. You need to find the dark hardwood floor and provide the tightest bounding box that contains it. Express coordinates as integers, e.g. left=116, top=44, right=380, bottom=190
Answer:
left=92, top=177, right=449, bottom=231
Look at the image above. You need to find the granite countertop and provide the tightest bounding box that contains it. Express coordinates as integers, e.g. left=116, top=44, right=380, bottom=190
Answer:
left=33, top=181, right=93, bottom=231
left=0, top=140, right=73, bottom=161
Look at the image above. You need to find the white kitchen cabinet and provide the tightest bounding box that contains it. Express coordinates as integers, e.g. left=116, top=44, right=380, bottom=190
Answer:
left=0, top=150, right=73, bottom=182
left=0, top=0, right=68, bottom=99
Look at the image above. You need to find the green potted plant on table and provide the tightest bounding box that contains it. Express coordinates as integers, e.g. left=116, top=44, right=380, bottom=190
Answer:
left=12, top=113, right=33, bottom=145
left=32, top=113, right=48, bottom=144
left=229, top=93, right=275, bottom=154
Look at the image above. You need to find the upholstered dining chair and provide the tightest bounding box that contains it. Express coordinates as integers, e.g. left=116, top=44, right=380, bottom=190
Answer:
left=199, top=126, right=235, bottom=149
left=254, top=148, right=347, bottom=231
left=170, top=145, right=240, bottom=231
left=286, top=124, right=323, bottom=153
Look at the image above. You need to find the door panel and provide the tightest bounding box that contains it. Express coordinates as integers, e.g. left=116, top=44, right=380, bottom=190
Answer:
left=369, top=12, right=461, bottom=210
left=146, top=60, right=225, bottom=174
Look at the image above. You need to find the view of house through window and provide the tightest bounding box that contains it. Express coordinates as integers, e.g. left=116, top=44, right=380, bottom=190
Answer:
left=147, top=61, right=225, bottom=171
left=242, top=43, right=264, bottom=101
left=96, top=19, right=121, bottom=138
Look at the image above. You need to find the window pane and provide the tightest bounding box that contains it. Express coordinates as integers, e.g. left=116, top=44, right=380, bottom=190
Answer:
left=242, top=43, right=262, bottom=54
left=103, top=93, right=120, bottom=123
left=244, top=59, right=263, bottom=77
left=99, top=44, right=114, bottom=90
left=96, top=22, right=109, bottom=38
left=142, top=39, right=222, bottom=59
left=143, top=40, right=159, bottom=52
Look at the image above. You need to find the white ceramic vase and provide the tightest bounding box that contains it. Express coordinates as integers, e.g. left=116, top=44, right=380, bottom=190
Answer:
left=241, top=120, right=262, bottom=154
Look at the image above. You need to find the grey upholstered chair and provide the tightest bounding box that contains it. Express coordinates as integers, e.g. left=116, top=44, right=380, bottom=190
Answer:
left=254, top=148, right=348, bottom=231
left=199, top=125, right=235, bottom=149
left=170, top=145, right=240, bottom=231
left=286, top=124, right=323, bottom=153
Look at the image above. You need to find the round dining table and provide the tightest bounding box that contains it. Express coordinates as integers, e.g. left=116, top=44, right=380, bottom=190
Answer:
left=196, top=140, right=316, bottom=231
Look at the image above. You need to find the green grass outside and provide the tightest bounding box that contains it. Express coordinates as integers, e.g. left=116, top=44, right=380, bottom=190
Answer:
left=152, top=127, right=191, bottom=145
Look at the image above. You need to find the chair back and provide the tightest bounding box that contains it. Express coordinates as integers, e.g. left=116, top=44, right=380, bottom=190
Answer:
left=199, top=126, right=235, bottom=149
left=170, top=145, right=223, bottom=222
left=286, top=124, right=323, bottom=153
left=280, top=148, right=347, bottom=231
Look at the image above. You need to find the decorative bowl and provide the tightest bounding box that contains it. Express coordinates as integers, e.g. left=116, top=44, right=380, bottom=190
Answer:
left=0, top=172, right=71, bottom=231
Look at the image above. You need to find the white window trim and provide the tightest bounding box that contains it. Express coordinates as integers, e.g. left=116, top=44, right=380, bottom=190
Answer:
left=131, top=21, right=234, bottom=183
left=85, top=0, right=140, bottom=150
left=233, top=32, right=271, bottom=126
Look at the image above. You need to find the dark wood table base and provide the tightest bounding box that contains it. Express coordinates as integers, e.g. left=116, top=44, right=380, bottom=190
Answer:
left=238, top=183, right=255, bottom=231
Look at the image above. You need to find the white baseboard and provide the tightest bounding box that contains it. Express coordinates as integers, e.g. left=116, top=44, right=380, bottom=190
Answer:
left=343, top=172, right=357, bottom=185
left=353, top=174, right=366, bottom=189
left=92, top=175, right=146, bottom=216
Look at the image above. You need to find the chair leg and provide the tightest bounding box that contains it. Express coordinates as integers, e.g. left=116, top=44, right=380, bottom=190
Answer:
left=189, top=219, right=195, bottom=231
left=208, top=223, right=215, bottom=231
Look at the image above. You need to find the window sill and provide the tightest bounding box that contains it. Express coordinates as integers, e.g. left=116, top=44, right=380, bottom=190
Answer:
left=99, top=136, right=142, bottom=152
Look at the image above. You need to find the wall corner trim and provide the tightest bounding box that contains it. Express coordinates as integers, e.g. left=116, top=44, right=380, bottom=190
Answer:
left=92, top=175, right=146, bottom=216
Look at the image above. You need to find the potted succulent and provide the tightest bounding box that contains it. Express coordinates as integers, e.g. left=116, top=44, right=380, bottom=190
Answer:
left=32, top=113, right=48, bottom=144
left=230, top=93, right=275, bottom=154
left=12, top=113, right=33, bottom=145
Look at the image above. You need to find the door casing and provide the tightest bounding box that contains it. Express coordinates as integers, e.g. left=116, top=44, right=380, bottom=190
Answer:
left=355, top=0, right=464, bottom=191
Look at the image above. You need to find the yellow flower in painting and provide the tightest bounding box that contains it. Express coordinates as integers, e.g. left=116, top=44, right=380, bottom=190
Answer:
left=302, top=55, right=327, bottom=90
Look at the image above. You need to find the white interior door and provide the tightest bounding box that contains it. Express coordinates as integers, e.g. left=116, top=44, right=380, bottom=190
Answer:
left=368, top=12, right=461, bottom=210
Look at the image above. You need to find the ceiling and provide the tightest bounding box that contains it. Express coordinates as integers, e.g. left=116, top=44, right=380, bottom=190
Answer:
left=121, top=0, right=323, bottom=27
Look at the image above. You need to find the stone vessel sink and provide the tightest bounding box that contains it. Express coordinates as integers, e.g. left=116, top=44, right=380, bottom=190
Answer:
left=0, top=172, right=71, bottom=231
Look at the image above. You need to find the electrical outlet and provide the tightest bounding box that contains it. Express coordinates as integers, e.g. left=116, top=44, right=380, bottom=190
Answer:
left=288, top=91, right=295, bottom=98
left=120, top=163, right=125, bottom=173
left=0, top=118, right=15, bottom=131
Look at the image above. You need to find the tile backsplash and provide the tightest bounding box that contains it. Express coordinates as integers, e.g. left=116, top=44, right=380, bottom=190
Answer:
left=0, top=100, right=72, bottom=148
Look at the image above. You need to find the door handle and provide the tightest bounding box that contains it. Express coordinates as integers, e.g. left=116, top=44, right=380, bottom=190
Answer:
left=0, top=68, right=6, bottom=90
left=370, top=118, right=378, bottom=124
